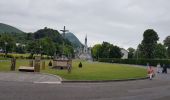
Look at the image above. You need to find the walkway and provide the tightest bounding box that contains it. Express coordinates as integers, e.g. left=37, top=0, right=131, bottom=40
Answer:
left=0, top=72, right=62, bottom=84
left=0, top=70, right=170, bottom=100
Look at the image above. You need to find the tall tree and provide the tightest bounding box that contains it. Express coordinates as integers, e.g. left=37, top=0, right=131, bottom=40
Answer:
left=92, top=44, right=102, bottom=59
left=164, top=36, right=170, bottom=58
left=0, top=33, right=15, bottom=56
left=92, top=42, right=122, bottom=59
left=109, top=44, right=122, bottom=58
left=140, top=29, right=159, bottom=58
left=101, top=42, right=111, bottom=58
left=128, top=47, right=135, bottom=59
left=154, top=43, right=167, bottom=59
left=26, top=40, right=40, bottom=58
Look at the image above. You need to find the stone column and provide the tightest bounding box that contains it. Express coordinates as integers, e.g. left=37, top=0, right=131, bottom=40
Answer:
left=34, top=56, right=41, bottom=72
left=10, top=58, right=16, bottom=71
left=42, top=61, right=45, bottom=70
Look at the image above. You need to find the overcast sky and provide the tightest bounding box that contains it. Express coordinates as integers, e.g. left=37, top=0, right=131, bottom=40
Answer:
left=1, top=0, right=170, bottom=49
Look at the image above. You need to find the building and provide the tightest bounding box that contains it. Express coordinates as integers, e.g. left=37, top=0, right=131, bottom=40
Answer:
left=121, top=48, right=128, bottom=59
left=77, top=35, right=92, bottom=61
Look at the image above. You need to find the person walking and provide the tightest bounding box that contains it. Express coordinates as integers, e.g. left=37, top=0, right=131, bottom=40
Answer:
left=156, top=63, right=161, bottom=73
left=147, top=66, right=155, bottom=80
left=162, top=64, right=168, bottom=74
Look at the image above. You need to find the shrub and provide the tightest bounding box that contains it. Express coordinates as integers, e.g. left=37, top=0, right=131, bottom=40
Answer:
left=98, top=58, right=170, bottom=67
left=79, top=62, right=82, bottom=68
left=49, top=61, right=52, bottom=66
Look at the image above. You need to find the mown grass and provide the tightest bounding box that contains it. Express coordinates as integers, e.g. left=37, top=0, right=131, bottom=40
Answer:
left=0, top=60, right=29, bottom=72
left=0, top=59, right=147, bottom=80
left=42, top=60, right=147, bottom=80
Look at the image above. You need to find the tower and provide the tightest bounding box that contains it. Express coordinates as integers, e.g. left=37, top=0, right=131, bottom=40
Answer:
left=84, top=35, right=88, bottom=53
left=85, top=35, right=87, bottom=46
left=79, top=34, right=93, bottom=61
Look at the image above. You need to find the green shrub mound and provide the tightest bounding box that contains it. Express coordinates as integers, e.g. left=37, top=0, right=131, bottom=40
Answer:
left=98, top=58, right=170, bottom=67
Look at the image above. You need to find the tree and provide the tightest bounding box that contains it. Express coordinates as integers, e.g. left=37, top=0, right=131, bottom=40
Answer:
left=128, top=47, right=135, bottom=59
left=0, top=33, right=15, bottom=56
left=164, top=36, right=170, bottom=58
left=154, top=43, right=167, bottom=59
left=39, top=38, right=56, bottom=57
left=109, top=44, right=122, bottom=58
left=26, top=40, right=40, bottom=58
left=15, top=44, right=26, bottom=54
left=91, top=44, right=102, bottom=59
left=63, top=45, right=74, bottom=58
left=140, top=29, right=159, bottom=58
left=101, top=42, right=110, bottom=58
left=91, top=42, right=122, bottom=59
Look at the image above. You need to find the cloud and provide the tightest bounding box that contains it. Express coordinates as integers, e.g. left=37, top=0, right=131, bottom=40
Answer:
left=0, top=0, right=170, bottom=49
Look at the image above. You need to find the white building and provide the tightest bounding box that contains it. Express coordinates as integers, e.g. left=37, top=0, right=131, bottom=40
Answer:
left=121, top=48, right=128, bottom=59
left=78, top=35, right=92, bottom=61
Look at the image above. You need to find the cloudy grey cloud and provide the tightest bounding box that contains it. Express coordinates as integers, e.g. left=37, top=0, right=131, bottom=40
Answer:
left=0, top=0, right=170, bottom=49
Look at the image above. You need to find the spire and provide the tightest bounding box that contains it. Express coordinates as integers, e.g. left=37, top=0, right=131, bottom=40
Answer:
left=85, top=34, right=87, bottom=47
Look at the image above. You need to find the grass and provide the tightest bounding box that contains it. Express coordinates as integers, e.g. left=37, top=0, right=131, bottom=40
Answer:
left=42, top=60, right=147, bottom=80
left=0, top=60, right=29, bottom=72
left=0, top=59, right=147, bottom=81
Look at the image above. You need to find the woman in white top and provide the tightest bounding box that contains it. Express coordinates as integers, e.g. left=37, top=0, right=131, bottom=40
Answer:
left=156, top=63, right=161, bottom=73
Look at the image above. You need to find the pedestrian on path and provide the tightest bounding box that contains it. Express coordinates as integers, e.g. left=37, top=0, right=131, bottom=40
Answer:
left=156, top=63, right=161, bottom=73
left=162, top=64, right=168, bottom=74
left=147, top=66, right=155, bottom=80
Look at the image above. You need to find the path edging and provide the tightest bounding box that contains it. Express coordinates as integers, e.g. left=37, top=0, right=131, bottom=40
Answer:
left=62, top=77, right=149, bottom=83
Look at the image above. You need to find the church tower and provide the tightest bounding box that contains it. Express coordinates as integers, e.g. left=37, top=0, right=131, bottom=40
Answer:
left=79, top=34, right=92, bottom=61
left=84, top=35, right=88, bottom=53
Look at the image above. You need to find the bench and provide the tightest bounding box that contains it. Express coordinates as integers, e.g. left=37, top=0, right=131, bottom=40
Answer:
left=19, top=66, right=35, bottom=72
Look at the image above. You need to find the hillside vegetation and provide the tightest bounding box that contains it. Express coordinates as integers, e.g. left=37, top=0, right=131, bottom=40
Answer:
left=0, top=23, right=23, bottom=33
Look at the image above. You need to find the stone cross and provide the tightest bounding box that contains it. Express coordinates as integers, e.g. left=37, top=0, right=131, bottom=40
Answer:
left=60, top=26, right=68, bottom=38
left=60, top=26, right=69, bottom=56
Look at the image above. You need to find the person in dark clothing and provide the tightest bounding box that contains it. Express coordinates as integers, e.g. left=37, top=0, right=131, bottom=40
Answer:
left=162, top=64, right=168, bottom=74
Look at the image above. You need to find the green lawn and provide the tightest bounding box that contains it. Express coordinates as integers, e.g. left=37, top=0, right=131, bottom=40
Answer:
left=0, top=59, right=147, bottom=81
left=42, top=60, right=147, bottom=80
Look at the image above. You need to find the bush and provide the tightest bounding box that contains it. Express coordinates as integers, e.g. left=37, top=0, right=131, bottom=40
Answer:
left=98, top=58, right=170, bottom=67
left=6, top=55, right=14, bottom=58
left=79, top=62, right=82, bottom=68
left=49, top=61, right=52, bottom=66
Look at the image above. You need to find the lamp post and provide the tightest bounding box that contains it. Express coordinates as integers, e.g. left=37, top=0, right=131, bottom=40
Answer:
left=40, top=45, right=42, bottom=57
left=5, top=42, right=8, bottom=58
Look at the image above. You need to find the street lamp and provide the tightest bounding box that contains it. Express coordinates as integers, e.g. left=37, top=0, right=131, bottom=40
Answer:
left=39, top=45, right=42, bottom=57
left=4, top=42, right=8, bottom=57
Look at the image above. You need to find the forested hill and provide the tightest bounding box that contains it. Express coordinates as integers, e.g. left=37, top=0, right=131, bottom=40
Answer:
left=65, top=32, right=83, bottom=48
left=0, top=23, right=24, bottom=33
left=0, top=23, right=82, bottom=49
left=33, top=27, right=72, bottom=45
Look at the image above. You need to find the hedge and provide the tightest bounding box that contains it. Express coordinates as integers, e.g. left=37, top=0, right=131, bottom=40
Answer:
left=0, top=53, right=51, bottom=59
left=98, top=58, right=170, bottom=67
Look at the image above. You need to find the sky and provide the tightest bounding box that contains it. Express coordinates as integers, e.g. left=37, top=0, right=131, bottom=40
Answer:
left=0, top=0, right=170, bottom=49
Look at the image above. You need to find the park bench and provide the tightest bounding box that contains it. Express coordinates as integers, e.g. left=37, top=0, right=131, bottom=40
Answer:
left=18, top=66, right=35, bottom=72
left=19, top=56, right=41, bottom=72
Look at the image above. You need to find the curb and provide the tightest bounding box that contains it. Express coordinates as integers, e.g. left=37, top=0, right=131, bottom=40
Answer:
left=62, top=77, right=149, bottom=83
left=39, top=73, right=63, bottom=82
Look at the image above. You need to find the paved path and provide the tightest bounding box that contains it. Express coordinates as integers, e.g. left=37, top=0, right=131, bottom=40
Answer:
left=0, top=71, right=170, bottom=100
left=0, top=72, right=62, bottom=84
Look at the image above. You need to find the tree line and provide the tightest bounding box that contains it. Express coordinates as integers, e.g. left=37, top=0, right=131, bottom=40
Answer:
left=91, top=29, right=170, bottom=60
left=128, top=29, right=170, bottom=59
left=0, top=27, right=74, bottom=58
left=1, top=28, right=170, bottom=60
left=91, top=42, right=122, bottom=60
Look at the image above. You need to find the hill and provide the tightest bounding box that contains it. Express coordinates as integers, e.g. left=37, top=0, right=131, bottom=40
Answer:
left=0, top=23, right=24, bottom=33
left=65, top=32, right=83, bottom=48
